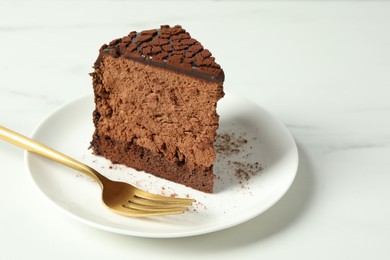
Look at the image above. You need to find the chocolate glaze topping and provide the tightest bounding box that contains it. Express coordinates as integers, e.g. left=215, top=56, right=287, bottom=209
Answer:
left=95, top=25, right=224, bottom=83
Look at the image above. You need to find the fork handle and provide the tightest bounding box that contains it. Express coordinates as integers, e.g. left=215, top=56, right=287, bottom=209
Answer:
left=0, top=125, right=101, bottom=183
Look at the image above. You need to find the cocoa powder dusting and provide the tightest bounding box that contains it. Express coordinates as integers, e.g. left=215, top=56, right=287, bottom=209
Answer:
left=215, top=132, right=262, bottom=188
left=214, top=132, right=248, bottom=156
left=229, top=161, right=261, bottom=183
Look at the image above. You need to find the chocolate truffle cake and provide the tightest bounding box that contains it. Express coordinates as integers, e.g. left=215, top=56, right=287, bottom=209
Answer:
left=90, top=25, right=224, bottom=193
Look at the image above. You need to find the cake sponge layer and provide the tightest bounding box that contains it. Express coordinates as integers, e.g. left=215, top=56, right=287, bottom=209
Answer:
left=92, top=132, right=214, bottom=193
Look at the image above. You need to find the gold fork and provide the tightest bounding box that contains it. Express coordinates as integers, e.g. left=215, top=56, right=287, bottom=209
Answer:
left=0, top=125, right=195, bottom=217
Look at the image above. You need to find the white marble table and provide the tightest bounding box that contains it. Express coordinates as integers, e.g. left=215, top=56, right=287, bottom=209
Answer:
left=1, top=1, right=389, bottom=259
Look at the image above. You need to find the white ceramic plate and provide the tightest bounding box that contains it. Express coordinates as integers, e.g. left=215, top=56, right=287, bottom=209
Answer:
left=25, top=93, right=298, bottom=238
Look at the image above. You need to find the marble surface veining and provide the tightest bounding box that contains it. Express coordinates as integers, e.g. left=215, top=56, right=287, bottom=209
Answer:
left=0, top=1, right=390, bottom=259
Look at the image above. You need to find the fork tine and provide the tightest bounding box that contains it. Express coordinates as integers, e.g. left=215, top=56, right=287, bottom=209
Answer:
left=133, top=188, right=196, bottom=204
left=130, top=197, right=193, bottom=208
left=124, top=201, right=188, bottom=212
left=121, top=208, right=186, bottom=217
left=107, top=204, right=187, bottom=217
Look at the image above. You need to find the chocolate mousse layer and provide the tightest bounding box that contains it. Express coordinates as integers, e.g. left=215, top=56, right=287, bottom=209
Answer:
left=90, top=25, right=224, bottom=193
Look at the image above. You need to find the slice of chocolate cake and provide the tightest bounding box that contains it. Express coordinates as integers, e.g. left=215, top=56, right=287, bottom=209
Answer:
left=90, top=25, right=224, bottom=193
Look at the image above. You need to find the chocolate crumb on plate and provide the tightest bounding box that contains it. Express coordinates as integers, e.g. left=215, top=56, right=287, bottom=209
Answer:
left=214, top=130, right=263, bottom=191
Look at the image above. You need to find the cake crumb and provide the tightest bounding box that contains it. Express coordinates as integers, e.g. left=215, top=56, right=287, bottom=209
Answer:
left=215, top=131, right=262, bottom=189
left=228, top=161, right=262, bottom=182
left=170, top=193, right=178, bottom=198
left=189, top=200, right=207, bottom=213
left=215, top=132, right=248, bottom=156
left=159, top=186, right=180, bottom=198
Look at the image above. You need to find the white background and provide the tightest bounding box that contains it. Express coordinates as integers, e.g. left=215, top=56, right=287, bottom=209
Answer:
left=1, top=1, right=389, bottom=259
